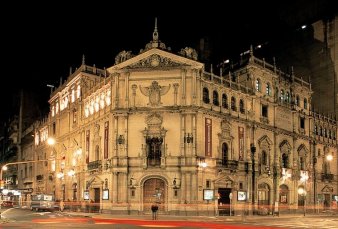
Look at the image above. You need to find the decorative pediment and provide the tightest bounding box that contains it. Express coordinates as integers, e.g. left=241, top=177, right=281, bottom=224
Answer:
left=218, top=119, right=232, bottom=139
left=279, top=140, right=291, bottom=153
left=297, top=144, right=309, bottom=156
left=321, top=185, right=333, bottom=193
left=146, top=113, right=163, bottom=127
left=258, top=135, right=273, bottom=149
left=108, top=48, right=203, bottom=72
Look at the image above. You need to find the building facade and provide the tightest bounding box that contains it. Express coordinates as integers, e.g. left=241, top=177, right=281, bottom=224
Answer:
left=18, top=27, right=338, bottom=215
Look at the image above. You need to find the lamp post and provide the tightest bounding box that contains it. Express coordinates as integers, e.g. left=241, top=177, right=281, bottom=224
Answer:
left=250, top=143, right=256, bottom=215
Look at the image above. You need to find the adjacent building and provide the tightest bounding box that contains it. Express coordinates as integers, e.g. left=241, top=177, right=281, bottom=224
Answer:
left=16, top=25, right=338, bottom=216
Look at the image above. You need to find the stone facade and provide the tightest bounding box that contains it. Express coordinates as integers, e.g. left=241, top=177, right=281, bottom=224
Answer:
left=18, top=28, right=338, bottom=216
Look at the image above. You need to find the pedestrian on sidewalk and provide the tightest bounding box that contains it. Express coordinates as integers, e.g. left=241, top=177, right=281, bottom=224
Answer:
left=151, top=204, right=159, bottom=220
left=59, top=199, right=64, bottom=212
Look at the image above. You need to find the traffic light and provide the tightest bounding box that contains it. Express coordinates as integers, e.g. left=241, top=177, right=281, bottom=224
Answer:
left=0, top=180, right=4, bottom=189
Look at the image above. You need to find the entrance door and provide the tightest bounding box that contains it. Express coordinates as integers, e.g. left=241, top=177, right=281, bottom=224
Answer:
left=218, top=188, right=231, bottom=216
left=93, top=188, right=100, bottom=213
left=143, top=178, right=165, bottom=212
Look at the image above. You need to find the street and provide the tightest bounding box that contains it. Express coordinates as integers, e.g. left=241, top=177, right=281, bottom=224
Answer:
left=0, top=207, right=338, bottom=228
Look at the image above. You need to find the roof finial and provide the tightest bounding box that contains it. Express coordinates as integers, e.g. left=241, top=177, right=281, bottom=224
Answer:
left=153, top=17, right=159, bottom=42
left=82, top=54, right=85, bottom=65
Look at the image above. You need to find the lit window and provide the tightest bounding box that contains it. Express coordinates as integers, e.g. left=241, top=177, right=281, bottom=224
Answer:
left=280, top=90, right=284, bottom=102
left=256, top=79, right=261, bottom=92
left=100, top=93, right=105, bottom=109
left=105, top=89, right=111, bottom=105
left=85, top=103, right=89, bottom=117
left=95, top=96, right=100, bottom=112
left=71, top=89, right=75, bottom=103
left=266, top=83, right=271, bottom=96
left=77, top=84, right=81, bottom=99
left=56, top=102, right=59, bottom=114
left=51, top=106, right=55, bottom=117
left=90, top=100, right=94, bottom=114
left=286, top=92, right=290, bottom=103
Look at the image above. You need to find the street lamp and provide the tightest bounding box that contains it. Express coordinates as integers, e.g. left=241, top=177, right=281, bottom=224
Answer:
left=250, top=143, right=256, bottom=215
left=298, top=187, right=307, bottom=216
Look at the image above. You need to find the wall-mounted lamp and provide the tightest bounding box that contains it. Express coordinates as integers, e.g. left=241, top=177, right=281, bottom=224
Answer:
left=184, top=133, right=194, bottom=143
left=56, top=171, right=64, bottom=179
left=67, top=169, right=75, bottom=177
left=117, top=135, right=125, bottom=145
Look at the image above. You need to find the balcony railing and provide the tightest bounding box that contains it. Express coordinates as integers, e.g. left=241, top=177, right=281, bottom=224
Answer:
left=217, top=159, right=239, bottom=171
left=87, top=160, right=102, bottom=171
left=321, top=173, right=334, bottom=182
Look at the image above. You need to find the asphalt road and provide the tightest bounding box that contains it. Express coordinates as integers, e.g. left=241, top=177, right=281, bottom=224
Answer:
left=1, top=207, right=338, bottom=228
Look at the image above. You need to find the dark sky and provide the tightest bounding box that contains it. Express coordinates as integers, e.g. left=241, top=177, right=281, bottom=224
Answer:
left=0, top=0, right=335, bottom=129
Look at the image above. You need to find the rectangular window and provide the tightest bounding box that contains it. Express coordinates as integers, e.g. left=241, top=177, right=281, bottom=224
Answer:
left=104, top=121, right=109, bottom=159
left=86, top=130, right=90, bottom=164
left=300, top=117, right=305, bottom=129
left=73, top=109, right=77, bottom=123
left=205, top=118, right=212, bottom=157
left=238, top=127, right=244, bottom=160
left=206, top=180, right=211, bottom=189
left=52, top=122, right=56, bottom=135
left=262, top=105, right=268, bottom=117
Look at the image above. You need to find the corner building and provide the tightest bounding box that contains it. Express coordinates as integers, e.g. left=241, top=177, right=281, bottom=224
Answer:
left=28, top=27, right=338, bottom=216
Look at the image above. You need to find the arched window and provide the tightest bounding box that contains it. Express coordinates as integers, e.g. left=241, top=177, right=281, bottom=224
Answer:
left=285, top=92, right=290, bottom=103
left=203, top=88, right=209, bottom=104
left=231, top=97, right=236, bottom=111
left=222, top=143, right=228, bottom=166
left=299, top=156, right=305, bottom=170
left=266, top=83, right=271, bottom=96
left=256, top=78, right=261, bottom=92
left=296, top=95, right=300, bottom=106
left=319, top=126, right=322, bottom=136
left=328, top=130, right=331, bottom=139
left=239, top=99, right=245, bottom=113
left=280, top=90, right=284, bottom=102
left=282, top=153, right=288, bottom=168
left=213, top=90, right=219, bottom=106
left=304, top=98, right=308, bottom=109
left=324, top=128, right=327, bottom=138
left=262, top=151, right=267, bottom=166
left=222, top=94, right=228, bottom=109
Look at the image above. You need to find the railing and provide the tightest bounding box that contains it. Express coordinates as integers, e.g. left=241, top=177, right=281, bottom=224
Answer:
left=216, top=159, right=239, bottom=171
left=87, top=160, right=102, bottom=170
left=321, top=173, right=334, bottom=182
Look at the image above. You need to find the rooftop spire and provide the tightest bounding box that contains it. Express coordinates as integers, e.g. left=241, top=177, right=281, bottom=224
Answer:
left=82, top=54, right=85, bottom=65
left=153, top=17, right=159, bottom=42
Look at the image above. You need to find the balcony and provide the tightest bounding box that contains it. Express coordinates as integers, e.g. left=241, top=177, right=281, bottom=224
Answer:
left=321, top=173, right=334, bottom=182
left=87, top=160, right=102, bottom=171
left=23, top=177, right=33, bottom=184
left=217, top=159, right=239, bottom=171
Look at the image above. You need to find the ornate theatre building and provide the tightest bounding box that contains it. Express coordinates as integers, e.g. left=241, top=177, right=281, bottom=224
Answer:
left=20, top=25, right=337, bottom=216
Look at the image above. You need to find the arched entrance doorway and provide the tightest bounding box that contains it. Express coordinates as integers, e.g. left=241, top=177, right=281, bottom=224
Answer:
left=143, top=178, right=166, bottom=212
left=258, top=183, right=270, bottom=215
left=279, top=184, right=289, bottom=212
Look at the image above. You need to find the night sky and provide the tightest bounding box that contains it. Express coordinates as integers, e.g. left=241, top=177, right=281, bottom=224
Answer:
left=0, top=0, right=335, bottom=130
